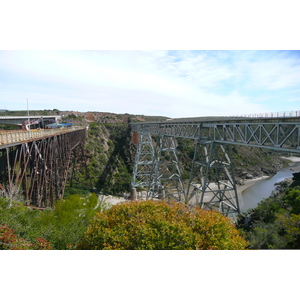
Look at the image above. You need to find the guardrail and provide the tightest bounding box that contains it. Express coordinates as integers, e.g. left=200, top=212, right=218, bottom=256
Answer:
left=239, top=110, right=300, bottom=118
left=0, top=127, right=86, bottom=146
left=0, top=115, right=61, bottom=119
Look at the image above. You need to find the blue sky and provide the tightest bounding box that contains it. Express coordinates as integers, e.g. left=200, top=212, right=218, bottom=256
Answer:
left=1, top=50, right=300, bottom=118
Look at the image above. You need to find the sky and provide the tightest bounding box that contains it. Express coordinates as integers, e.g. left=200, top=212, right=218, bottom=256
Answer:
left=1, top=50, right=300, bottom=118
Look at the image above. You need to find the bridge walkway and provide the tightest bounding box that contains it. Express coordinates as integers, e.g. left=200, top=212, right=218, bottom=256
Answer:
left=0, top=127, right=87, bottom=149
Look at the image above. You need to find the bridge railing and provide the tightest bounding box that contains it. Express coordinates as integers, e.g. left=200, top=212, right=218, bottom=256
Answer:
left=0, top=126, right=86, bottom=146
left=239, top=110, right=300, bottom=119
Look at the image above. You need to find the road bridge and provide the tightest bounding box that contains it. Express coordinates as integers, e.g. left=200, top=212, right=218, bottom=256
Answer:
left=0, top=115, right=62, bottom=129
left=0, top=126, right=87, bottom=207
left=130, top=111, right=300, bottom=217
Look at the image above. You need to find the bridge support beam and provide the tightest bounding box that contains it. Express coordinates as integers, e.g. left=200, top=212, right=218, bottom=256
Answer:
left=148, top=135, right=186, bottom=203
left=131, top=133, right=185, bottom=202
left=187, top=141, right=240, bottom=217
left=0, top=129, right=86, bottom=207
left=131, top=132, right=239, bottom=215
left=131, top=132, right=156, bottom=196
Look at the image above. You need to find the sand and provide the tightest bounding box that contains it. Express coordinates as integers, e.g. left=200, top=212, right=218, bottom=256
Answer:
left=281, top=156, right=300, bottom=162
left=100, top=194, right=129, bottom=205
left=102, top=177, right=270, bottom=207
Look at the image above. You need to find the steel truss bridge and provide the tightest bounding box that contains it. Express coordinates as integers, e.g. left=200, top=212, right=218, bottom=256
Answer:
left=130, top=114, right=300, bottom=217
left=0, top=127, right=87, bottom=207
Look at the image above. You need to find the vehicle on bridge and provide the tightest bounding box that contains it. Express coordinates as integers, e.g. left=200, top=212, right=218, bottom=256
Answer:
left=45, top=123, right=73, bottom=129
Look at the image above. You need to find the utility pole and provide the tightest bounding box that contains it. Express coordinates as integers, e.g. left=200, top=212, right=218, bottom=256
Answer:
left=27, top=98, right=30, bottom=132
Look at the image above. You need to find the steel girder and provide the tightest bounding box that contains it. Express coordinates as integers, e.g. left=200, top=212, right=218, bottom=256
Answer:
left=131, top=121, right=300, bottom=152
left=131, top=123, right=202, bottom=140
left=205, top=122, right=300, bottom=152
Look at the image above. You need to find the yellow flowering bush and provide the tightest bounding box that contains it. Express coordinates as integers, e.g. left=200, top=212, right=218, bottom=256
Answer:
left=77, top=200, right=247, bottom=250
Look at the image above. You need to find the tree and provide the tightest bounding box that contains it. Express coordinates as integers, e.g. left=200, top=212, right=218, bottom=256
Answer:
left=275, top=213, right=300, bottom=249
left=77, top=200, right=247, bottom=250
left=283, top=189, right=300, bottom=214
left=291, top=172, right=300, bottom=187
left=237, top=185, right=300, bottom=249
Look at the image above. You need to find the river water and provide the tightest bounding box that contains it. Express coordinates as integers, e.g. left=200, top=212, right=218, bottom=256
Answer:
left=240, top=161, right=300, bottom=212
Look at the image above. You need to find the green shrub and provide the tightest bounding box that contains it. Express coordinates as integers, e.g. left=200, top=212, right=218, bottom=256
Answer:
left=0, top=193, right=109, bottom=250
left=237, top=184, right=300, bottom=249
left=276, top=213, right=300, bottom=249
left=283, top=188, right=300, bottom=214
left=77, top=200, right=247, bottom=250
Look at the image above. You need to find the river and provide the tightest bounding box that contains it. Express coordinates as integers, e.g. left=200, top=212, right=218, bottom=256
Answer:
left=240, top=159, right=300, bottom=212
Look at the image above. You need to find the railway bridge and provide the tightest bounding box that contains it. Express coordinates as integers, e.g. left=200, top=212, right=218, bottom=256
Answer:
left=130, top=111, right=300, bottom=217
left=0, top=126, right=87, bottom=207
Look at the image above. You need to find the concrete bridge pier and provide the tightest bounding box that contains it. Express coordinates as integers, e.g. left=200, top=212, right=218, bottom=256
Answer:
left=130, top=187, right=137, bottom=200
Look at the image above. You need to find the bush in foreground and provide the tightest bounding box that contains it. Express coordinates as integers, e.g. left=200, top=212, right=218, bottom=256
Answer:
left=0, top=193, right=109, bottom=250
left=77, top=200, right=247, bottom=250
left=0, top=224, right=52, bottom=250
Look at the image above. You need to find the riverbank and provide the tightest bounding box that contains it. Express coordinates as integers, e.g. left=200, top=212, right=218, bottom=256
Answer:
left=240, top=156, right=300, bottom=211
left=281, top=156, right=300, bottom=163
left=238, top=156, right=300, bottom=206
left=280, top=156, right=300, bottom=173
left=237, top=175, right=269, bottom=197
left=103, top=156, right=300, bottom=207
left=102, top=175, right=288, bottom=207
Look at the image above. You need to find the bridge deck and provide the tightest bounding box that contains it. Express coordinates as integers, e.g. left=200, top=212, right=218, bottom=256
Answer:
left=0, top=127, right=87, bottom=149
left=132, top=114, right=300, bottom=125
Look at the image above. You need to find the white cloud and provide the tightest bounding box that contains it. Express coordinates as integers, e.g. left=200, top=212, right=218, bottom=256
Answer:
left=232, top=51, right=300, bottom=90
left=1, top=50, right=300, bottom=117
left=164, top=51, right=234, bottom=88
